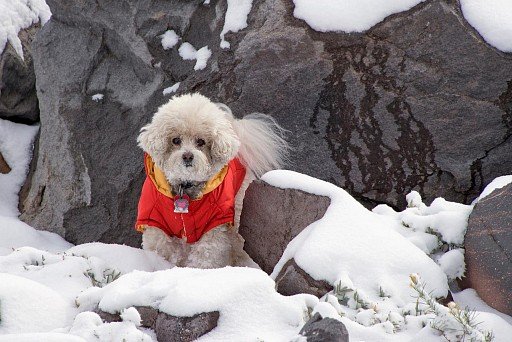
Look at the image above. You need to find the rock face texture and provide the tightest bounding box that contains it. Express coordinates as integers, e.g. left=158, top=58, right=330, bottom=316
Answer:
left=465, top=184, right=512, bottom=315
left=298, top=313, right=349, bottom=342
left=0, top=24, right=40, bottom=124
left=239, top=180, right=330, bottom=274
left=24, top=0, right=512, bottom=242
left=97, top=306, right=219, bottom=341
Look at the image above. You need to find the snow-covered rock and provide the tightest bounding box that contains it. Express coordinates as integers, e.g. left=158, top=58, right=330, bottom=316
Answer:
left=76, top=267, right=318, bottom=341
left=263, top=171, right=449, bottom=305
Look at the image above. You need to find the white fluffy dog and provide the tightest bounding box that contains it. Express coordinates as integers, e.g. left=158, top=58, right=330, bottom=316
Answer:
left=135, top=93, right=288, bottom=268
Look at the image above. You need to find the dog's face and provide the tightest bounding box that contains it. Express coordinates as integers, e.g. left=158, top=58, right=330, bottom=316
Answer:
left=137, top=94, right=240, bottom=183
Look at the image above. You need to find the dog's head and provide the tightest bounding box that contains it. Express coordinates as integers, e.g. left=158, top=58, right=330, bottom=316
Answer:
left=137, top=93, right=240, bottom=183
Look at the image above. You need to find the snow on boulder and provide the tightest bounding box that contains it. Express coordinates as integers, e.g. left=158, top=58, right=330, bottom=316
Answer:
left=472, top=175, right=512, bottom=204
left=220, top=0, right=253, bottom=48
left=460, top=0, right=512, bottom=53
left=292, top=0, right=425, bottom=33
left=76, top=267, right=318, bottom=341
left=261, top=170, right=449, bottom=306
left=0, top=273, right=71, bottom=334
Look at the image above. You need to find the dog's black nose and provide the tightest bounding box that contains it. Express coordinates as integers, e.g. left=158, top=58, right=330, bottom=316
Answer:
left=182, top=152, right=194, bottom=164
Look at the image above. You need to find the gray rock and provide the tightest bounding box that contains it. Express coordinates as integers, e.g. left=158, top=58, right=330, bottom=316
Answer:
left=275, top=259, right=333, bottom=297
left=155, top=311, right=219, bottom=342
left=96, top=306, right=219, bottom=340
left=299, top=313, right=349, bottom=342
left=23, top=0, right=512, bottom=243
left=464, top=183, right=512, bottom=315
left=239, top=180, right=330, bottom=274
left=0, top=23, right=40, bottom=124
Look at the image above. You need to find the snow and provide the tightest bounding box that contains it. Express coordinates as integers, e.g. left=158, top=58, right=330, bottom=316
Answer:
left=162, top=82, right=180, bottom=95
left=91, top=93, right=104, bottom=102
left=0, top=216, right=72, bottom=256
left=374, top=191, right=472, bottom=280
left=453, top=289, right=512, bottom=326
left=292, top=0, right=425, bottom=33
left=437, top=248, right=465, bottom=281
left=0, top=273, right=71, bottom=334
left=460, top=0, right=512, bottom=53
left=0, top=119, right=39, bottom=217
left=160, top=30, right=179, bottom=50
left=69, top=311, right=153, bottom=342
left=220, top=0, right=253, bottom=49
left=0, top=0, right=51, bottom=58
left=76, top=267, right=317, bottom=341
left=178, top=42, right=212, bottom=70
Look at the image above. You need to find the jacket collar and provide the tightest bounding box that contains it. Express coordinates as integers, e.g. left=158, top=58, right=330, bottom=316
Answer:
left=144, top=153, right=228, bottom=199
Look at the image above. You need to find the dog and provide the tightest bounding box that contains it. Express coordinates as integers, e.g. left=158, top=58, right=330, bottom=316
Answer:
left=135, top=93, right=288, bottom=268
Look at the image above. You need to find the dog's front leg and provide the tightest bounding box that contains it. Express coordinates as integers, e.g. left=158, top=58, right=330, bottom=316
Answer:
left=142, top=226, right=189, bottom=266
left=185, top=225, right=234, bottom=269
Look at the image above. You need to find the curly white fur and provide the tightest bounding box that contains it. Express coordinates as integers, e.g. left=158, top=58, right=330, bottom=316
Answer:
left=137, top=93, right=288, bottom=269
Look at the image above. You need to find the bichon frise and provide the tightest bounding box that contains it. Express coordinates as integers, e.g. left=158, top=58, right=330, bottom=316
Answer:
left=135, top=93, right=288, bottom=268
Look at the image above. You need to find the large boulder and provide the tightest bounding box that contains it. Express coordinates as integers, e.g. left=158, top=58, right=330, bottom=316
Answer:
left=23, top=0, right=512, bottom=243
left=464, top=183, right=512, bottom=315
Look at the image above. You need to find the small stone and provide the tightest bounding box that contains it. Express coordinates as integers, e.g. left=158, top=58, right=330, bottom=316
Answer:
left=0, top=152, right=11, bottom=174
left=299, top=313, right=349, bottom=342
left=155, top=311, right=219, bottom=342
left=275, top=259, right=333, bottom=297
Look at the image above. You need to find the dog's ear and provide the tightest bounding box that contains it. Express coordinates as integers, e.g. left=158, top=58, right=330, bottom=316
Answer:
left=137, top=122, right=168, bottom=163
left=211, top=127, right=240, bottom=165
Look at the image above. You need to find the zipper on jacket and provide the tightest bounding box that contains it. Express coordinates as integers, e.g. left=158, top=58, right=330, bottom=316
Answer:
left=180, top=214, right=187, bottom=242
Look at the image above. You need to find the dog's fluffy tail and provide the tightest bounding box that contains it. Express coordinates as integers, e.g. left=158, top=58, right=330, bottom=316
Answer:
left=231, top=112, right=290, bottom=177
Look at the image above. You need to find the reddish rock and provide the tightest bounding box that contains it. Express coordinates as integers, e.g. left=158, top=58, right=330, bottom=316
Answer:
left=0, top=152, right=10, bottom=174
left=464, top=183, right=512, bottom=315
left=239, top=180, right=330, bottom=274
left=275, top=259, right=333, bottom=297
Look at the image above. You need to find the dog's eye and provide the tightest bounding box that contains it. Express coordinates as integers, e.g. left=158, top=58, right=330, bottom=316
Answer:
left=196, top=138, right=205, bottom=147
left=172, top=137, right=181, bottom=145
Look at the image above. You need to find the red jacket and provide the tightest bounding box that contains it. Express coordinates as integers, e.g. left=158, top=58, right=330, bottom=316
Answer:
left=135, top=154, right=246, bottom=243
